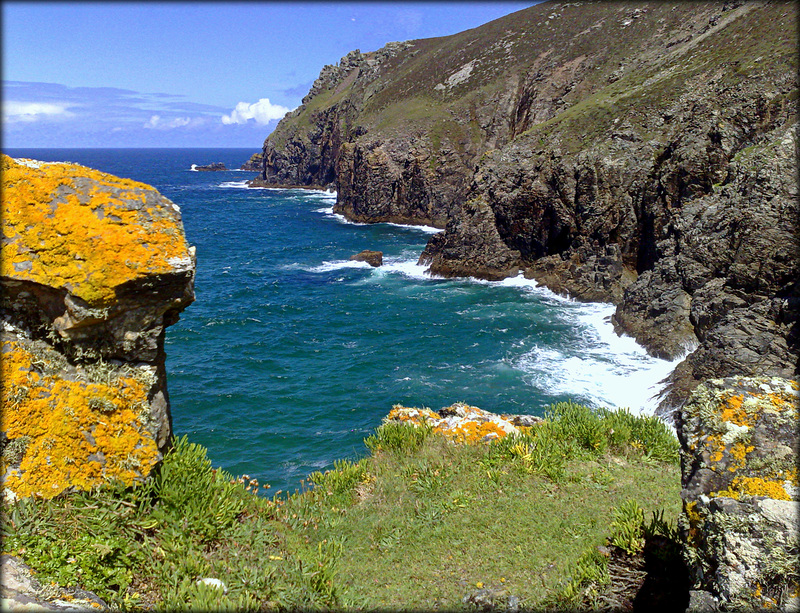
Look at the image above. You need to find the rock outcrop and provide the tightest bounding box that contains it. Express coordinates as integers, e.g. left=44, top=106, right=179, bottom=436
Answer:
left=0, top=156, right=195, bottom=500
left=677, top=377, right=799, bottom=611
left=349, top=250, right=383, bottom=267
left=240, top=152, right=263, bottom=171
left=0, top=554, right=107, bottom=611
left=194, top=162, right=226, bottom=171
left=254, top=1, right=798, bottom=414
left=386, top=402, right=542, bottom=444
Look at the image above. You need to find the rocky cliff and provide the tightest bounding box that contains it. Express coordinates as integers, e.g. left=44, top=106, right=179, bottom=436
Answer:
left=255, top=0, right=798, bottom=414
left=0, top=155, right=195, bottom=500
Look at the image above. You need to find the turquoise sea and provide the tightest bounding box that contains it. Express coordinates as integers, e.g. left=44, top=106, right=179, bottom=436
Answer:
left=6, top=148, right=680, bottom=495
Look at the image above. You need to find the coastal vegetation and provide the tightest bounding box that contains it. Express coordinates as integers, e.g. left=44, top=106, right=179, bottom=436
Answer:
left=2, top=403, right=683, bottom=611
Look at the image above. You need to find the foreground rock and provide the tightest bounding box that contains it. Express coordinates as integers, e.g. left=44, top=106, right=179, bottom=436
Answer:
left=255, top=2, right=798, bottom=414
left=0, top=554, right=106, bottom=611
left=386, top=402, right=542, bottom=443
left=0, top=156, right=195, bottom=500
left=350, top=250, right=383, bottom=267
left=677, top=377, right=799, bottom=611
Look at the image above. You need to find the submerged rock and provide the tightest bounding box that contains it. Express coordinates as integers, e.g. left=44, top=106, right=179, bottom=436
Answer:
left=0, top=155, right=195, bottom=500
left=677, top=377, right=799, bottom=611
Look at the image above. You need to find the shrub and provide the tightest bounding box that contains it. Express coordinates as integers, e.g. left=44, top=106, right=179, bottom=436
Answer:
left=308, top=458, right=369, bottom=496
left=147, top=436, right=247, bottom=543
left=364, top=421, right=433, bottom=454
left=609, top=499, right=645, bottom=555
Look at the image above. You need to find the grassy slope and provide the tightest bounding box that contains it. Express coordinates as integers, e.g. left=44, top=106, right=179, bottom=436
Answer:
left=3, top=404, right=682, bottom=611
left=267, top=2, right=796, bottom=156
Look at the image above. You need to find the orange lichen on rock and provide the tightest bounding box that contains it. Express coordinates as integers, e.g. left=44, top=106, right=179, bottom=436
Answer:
left=1, top=155, right=191, bottom=307
left=712, top=476, right=792, bottom=502
left=435, top=419, right=510, bottom=444
left=386, top=405, right=441, bottom=424
left=719, top=393, right=750, bottom=427
left=0, top=339, right=159, bottom=499
left=385, top=402, right=522, bottom=444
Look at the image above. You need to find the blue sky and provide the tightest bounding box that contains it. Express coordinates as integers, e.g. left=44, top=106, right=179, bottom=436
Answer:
left=2, top=2, right=537, bottom=148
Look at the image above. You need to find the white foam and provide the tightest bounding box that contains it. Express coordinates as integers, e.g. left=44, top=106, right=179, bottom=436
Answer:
left=190, top=164, right=198, bottom=172
left=384, top=222, right=442, bottom=234
left=377, top=258, right=434, bottom=280
left=302, top=189, right=337, bottom=198
left=511, top=301, right=683, bottom=415
left=218, top=180, right=251, bottom=189
left=315, top=206, right=368, bottom=226
left=311, top=205, right=442, bottom=234
left=306, top=259, right=373, bottom=273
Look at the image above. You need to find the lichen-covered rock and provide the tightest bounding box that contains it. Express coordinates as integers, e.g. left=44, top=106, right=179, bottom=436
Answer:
left=385, top=402, right=541, bottom=444
left=1, top=155, right=195, bottom=500
left=677, top=377, right=799, bottom=610
left=0, top=554, right=107, bottom=611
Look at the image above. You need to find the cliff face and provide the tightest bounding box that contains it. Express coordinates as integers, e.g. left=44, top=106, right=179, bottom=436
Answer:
left=257, top=0, right=798, bottom=413
left=0, top=156, right=195, bottom=499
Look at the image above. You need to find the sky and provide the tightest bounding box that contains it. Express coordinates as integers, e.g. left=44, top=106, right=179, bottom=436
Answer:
left=2, top=2, right=538, bottom=149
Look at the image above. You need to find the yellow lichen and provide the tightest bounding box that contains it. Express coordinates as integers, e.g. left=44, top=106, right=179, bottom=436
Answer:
left=727, top=441, right=755, bottom=472
left=712, top=476, right=791, bottom=501
left=386, top=406, right=441, bottom=423
left=720, top=393, right=751, bottom=426
left=1, top=155, right=190, bottom=307
left=707, top=433, right=725, bottom=463
left=434, top=419, right=509, bottom=444
left=1, top=339, right=159, bottom=499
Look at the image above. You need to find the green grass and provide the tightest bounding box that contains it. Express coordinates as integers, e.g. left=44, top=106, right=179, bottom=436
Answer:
left=2, top=404, right=682, bottom=611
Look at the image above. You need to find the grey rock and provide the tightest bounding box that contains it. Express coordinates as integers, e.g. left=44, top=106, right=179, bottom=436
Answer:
left=255, top=2, right=798, bottom=412
left=686, top=589, right=718, bottom=612
left=0, top=554, right=107, bottom=611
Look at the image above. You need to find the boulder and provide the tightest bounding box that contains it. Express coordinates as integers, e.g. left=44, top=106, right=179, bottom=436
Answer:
left=677, top=377, right=799, bottom=611
left=0, top=156, right=195, bottom=500
left=350, top=250, right=383, bottom=267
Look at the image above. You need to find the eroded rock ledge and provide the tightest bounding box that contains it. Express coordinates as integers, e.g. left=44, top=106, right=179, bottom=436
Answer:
left=0, top=156, right=195, bottom=500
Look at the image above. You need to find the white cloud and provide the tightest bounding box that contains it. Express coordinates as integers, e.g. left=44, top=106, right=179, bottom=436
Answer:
left=2, top=100, right=73, bottom=123
left=144, top=115, right=202, bottom=129
left=221, top=98, right=292, bottom=125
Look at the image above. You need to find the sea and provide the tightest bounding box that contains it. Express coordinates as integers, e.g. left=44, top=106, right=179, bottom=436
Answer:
left=5, top=148, right=682, bottom=496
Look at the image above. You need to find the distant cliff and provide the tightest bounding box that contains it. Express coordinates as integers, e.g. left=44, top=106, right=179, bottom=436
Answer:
left=254, top=1, right=798, bottom=414
left=0, top=155, right=195, bottom=499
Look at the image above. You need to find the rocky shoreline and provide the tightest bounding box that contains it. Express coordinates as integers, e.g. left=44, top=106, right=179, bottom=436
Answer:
left=250, top=1, right=798, bottom=416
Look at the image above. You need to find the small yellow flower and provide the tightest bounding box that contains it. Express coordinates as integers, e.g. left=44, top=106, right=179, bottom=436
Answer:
left=476, top=582, right=484, bottom=589
left=500, top=577, right=506, bottom=583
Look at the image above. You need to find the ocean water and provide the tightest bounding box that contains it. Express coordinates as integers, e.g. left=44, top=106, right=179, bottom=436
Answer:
left=5, top=148, right=681, bottom=495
